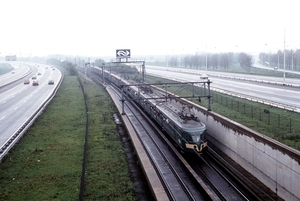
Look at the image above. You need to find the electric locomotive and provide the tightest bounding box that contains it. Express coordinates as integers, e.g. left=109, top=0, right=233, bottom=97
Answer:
left=127, top=84, right=208, bottom=154
left=94, top=67, right=208, bottom=155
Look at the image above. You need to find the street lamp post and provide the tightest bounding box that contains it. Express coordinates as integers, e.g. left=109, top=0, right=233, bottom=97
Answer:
left=205, top=40, right=208, bottom=73
left=278, top=50, right=279, bottom=69
left=265, top=44, right=270, bottom=67
left=283, top=28, right=286, bottom=83
left=292, top=50, right=294, bottom=75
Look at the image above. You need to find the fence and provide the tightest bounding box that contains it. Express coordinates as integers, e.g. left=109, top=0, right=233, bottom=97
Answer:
left=147, top=75, right=300, bottom=150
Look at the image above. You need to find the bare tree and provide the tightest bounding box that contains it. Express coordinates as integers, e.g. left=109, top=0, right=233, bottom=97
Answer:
left=169, top=56, right=178, bottom=67
left=294, top=49, right=300, bottom=71
left=211, top=53, right=219, bottom=70
left=95, top=59, right=105, bottom=67
left=238, top=52, right=254, bottom=69
left=219, top=52, right=232, bottom=71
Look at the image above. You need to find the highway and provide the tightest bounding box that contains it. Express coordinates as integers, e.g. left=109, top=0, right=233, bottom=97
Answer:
left=0, top=62, right=32, bottom=86
left=0, top=62, right=62, bottom=153
left=145, top=65, right=300, bottom=112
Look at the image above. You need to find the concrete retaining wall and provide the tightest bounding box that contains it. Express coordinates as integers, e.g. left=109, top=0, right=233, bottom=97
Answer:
left=183, top=99, right=300, bottom=200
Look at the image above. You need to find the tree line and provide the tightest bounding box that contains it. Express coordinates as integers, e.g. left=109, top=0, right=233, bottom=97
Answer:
left=167, top=52, right=254, bottom=71
left=259, top=49, right=300, bottom=71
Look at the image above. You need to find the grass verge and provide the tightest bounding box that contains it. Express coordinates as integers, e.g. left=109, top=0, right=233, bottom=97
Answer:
left=0, top=63, right=14, bottom=75
left=0, top=72, right=134, bottom=200
left=79, top=76, right=134, bottom=200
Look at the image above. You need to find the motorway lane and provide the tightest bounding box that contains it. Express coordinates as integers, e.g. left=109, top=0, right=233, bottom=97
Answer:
left=0, top=62, right=33, bottom=86
left=146, top=65, right=300, bottom=85
left=145, top=66, right=300, bottom=110
left=0, top=63, right=62, bottom=148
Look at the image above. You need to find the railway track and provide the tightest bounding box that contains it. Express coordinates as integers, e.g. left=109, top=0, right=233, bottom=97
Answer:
left=189, top=154, right=249, bottom=201
left=108, top=82, right=207, bottom=200
left=206, top=145, right=282, bottom=201
left=89, top=72, right=279, bottom=201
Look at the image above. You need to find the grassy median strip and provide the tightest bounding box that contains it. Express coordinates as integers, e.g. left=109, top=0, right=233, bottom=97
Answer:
left=79, top=77, right=134, bottom=200
left=0, top=73, right=134, bottom=200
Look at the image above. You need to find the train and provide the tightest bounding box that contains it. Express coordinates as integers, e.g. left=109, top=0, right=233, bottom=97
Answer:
left=91, top=66, right=208, bottom=155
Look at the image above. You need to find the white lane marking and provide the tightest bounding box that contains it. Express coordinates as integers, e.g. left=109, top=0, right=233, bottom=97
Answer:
left=14, top=107, right=18, bottom=110
left=2, top=101, right=6, bottom=104
left=0, top=116, right=5, bottom=120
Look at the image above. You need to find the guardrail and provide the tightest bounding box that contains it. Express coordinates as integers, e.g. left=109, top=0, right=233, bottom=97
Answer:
left=210, top=86, right=300, bottom=113
left=147, top=72, right=300, bottom=113
left=169, top=68, right=300, bottom=88
left=0, top=64, right=33, bottom=88
left=0, top=70, right=64, bottom=163
left=214, top=74, right=300, bottom=88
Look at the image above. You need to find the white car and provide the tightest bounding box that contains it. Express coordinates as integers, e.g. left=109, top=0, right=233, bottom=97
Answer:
left=200, top=74, right=208, bottom=79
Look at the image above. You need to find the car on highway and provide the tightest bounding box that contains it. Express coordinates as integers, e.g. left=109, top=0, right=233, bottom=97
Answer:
left=37, top=72, right=41, bottom=75
left=24, top=79, right=30, bottom=84
left=200, top=74, right=208, bottom=79
left=48, top=80, right=54, bottom=85
left=32, top=80, right=39, bottom=86
left=32, top=75, right=37, bottom=79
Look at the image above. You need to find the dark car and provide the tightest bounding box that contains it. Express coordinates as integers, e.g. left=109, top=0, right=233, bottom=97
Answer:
left=48, top=80, right=54, bottom=85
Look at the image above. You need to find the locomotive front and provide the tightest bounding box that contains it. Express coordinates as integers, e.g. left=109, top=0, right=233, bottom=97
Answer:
left=181, top=125, right=208, bottom=154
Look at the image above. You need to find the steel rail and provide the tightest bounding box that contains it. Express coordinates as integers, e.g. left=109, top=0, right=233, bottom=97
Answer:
left=109, top=83, right=196, bottom=201
left=207, top=147, right=276, bottom=201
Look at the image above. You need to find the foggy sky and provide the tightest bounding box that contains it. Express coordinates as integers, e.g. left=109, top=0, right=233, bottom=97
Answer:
left=1, top=0, right=300, bottom=58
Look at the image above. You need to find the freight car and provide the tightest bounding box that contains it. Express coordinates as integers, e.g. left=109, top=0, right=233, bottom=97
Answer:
left=93, top=67, right=207, bottom=155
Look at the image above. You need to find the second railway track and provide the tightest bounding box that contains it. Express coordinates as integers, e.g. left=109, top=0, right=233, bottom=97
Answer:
left=108, top=81, right=210, bottom=200
left=89, top=71, right=281, bottom=201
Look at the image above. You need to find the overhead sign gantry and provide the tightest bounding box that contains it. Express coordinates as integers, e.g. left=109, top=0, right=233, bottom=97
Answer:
left=102, top=49, right=146, bottom=82
left=116, top=49, right=131, bottom=60
left=100, top=49, right=212, bottom=112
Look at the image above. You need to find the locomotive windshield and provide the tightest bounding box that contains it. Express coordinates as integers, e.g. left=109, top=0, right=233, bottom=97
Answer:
left=183, top=131, right=205, bottom=143
left=190, top=135, right=200, bottom=143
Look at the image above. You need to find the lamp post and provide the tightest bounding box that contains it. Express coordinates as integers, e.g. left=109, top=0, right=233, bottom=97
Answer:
left=278, top=50, right=279, bottom=69
left=283, top=28, right=286, bottom=83
left=265, top=44, right=270, bottom=67
left=205, top=40, right=208, bottom=73
left=292, top=50, right=294, bottom=75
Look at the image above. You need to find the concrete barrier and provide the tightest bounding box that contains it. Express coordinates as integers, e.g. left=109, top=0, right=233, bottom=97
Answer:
left=185, top=100, right=300, bottom=201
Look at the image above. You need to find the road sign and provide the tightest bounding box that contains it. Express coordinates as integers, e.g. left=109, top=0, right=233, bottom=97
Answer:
left=116, top=49, right=131, bottom=58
